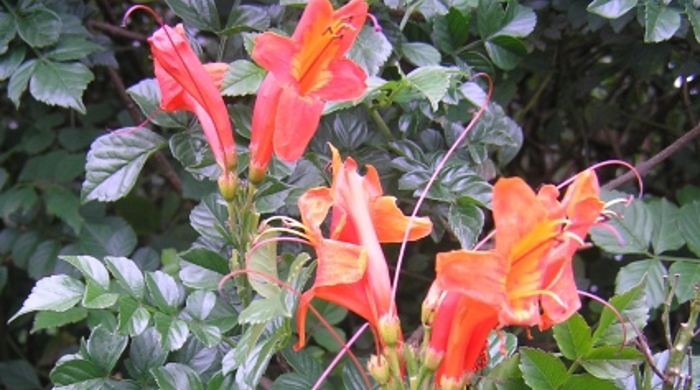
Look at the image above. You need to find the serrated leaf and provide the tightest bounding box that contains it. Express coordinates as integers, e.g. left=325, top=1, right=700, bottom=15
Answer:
left=221, top=59, right=265, bottom=96
left=124, top=328, right=168, bottom=382
left=553, top=313, right=592, bottom=360
left=519, top=348, right=568, bottom=390
left=235, top=326, right=288, bottom=390
left=405, top=66, right=450, bottom=111
left=45, top=185, right=83, bottom=233
left=154, top=312, right=189, bottom=351
left=590, top=191, right=652, bottom=254
left=15, top=7, right=61, bottom=48
left=179, top=247, right=229, bottom=275
left=683, top=0, right=700, bottom=43
left=190, top=193, right=233, bottom=244
left=0, top=12, right=15, bottom=55
left=402, top=42, right=442, bottom=67
left=485, top=35, right=527, bottom=71
left=678, top=201, right=700, bottom=257
left=185, top=291, right=217, bottom=321
left=0, top=46, right=26, bottom=81
left=152, top=363, right=205, bottom=390
left=87, top=325, right=128, bottom=374
left=561, top=374, right=619, bottom=390
left=118, top=296, right=150, bottom=336
left=82, top=128, right=167, bottom=202
left=647, top=198, right=685, bottom=254
left=79, top=217, right=137, bottom=258
left=27, top=239, right=59, bottom=280
left=498, top=1, right=537, bottom=37
left=164, top=0, right=220, bottom=31
left=10, top=275, right=85, bottom=322
left=105, top=256, right=145, bottom=300
left=347, top=26, right=391, bottom=76
left=224, top=5, right=270, bottom=34
left=60, top=255, right=111, bottom=290
left=127, top=78, right=188, bottom=128
left=477, top=0, right=506, bottom=38
left=254, top=178, right=292, bottom=214
left=280, top=345, right=324, bottom=382
left=29, top=60, right=93, bottom=113
left=248, top=232, right=281, bottom=298
left=483, top=355, right=524, bottom=390
left=44, top=36, right=103, bottom=61
left=592, top=279, right=649, bottom=346
left=82, top=280, right=119, bottom=309
left=645, top=1, right=681, bottom=42
left=0, top=186, right=38, bottom=220
left=170, top=130, right=220, bottom=181
left=615, top=259, right=666, bottom=308
left=447, top=202, right=484, bottom=249
left=580, top=347, right=642, bottom=380
left=669, top=262, right=700, bottom=303
left=50, top=357, right=103, bottom=385
left=238, top=295, right=291, bottom=324
left=8, top=58, right=36, bottom=108
left=146, top=271, right=185, bottom=314
left=587, top=0, right=638, bottom=18
left=31, top=307, right=87, bottom=333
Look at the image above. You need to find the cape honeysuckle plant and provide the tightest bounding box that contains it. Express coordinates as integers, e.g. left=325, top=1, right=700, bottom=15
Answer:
left=2, top=0, right=700, bottom=390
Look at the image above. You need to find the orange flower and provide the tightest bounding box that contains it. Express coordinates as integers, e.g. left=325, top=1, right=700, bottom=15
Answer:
left=248, top=0, right=368, bottom=183
left=149, top=24, right=236, bottom=175
left=426, top=171, right=604, bottom=383
left=295, top=146, right=432, bottom=349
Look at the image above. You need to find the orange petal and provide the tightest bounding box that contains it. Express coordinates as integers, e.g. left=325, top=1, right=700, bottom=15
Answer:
left=492, top=177, right=548, bottom=256
left=436, top=250, right=506, bottom=306
left=308, top=58, right=366, bottom=100
left=539, top=257, right=581, bottom=329
left=291, top=0, right=334, bottom=45
left=251, top=32, right=297, bottom=85
left=371, top=196, right=433, bottom=243
left=328, top=0, right=369, bottom=54
left=562, top=170, right=600, bottom=216
left=250, top=74, right=283, bottom=172
left=203, top=62, right=229, bottom=89
left=273, top=86, right=325, bottom=161
left=298, top=186, right=333, bottom=241
left=315, top=239, right=366, bottom=287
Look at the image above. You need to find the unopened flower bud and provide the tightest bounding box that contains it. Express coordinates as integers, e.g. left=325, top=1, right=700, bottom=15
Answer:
left=440, top=376, right=465, bottom=390
left=218, top=171, right=237, bottom=201
left=421, top=283, right=444, bottom=326
left=379, top=314, right=401, bottom=347
left=423, top=346, right=444, bottom=371
left=248, top=162, right=267, bottom=186
left=367, top=354, right=389, bottom=385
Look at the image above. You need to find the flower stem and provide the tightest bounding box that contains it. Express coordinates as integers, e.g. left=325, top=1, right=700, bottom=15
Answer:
left=366, top=103, right=395, bottom=141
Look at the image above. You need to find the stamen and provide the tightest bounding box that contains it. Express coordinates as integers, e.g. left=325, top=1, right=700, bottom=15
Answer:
left=122, top=4, right=164, bottom=27
left=367, top=13, right=382, bottom=32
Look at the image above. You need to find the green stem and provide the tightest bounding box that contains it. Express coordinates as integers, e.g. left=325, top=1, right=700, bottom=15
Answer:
left=662, top=287, right=700, bottom=390
left=217, top=35, right=228, bottom=62
left=651, top=254, right=700, bottom=264
left=386, top=345, right=405, bottom=389
left=453, top=39, right=485, bottom=56
left=399, top=0, right=425, bottom=30
left=366, top=103, right=395, bottom=141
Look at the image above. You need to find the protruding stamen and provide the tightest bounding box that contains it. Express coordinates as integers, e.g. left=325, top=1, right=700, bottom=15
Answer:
left=122, top=5, right=163, bottom=27
left=367, top=13, right=382, bottom=32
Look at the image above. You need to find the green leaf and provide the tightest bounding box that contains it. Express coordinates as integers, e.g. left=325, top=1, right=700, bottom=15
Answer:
left=0, top=12, right=16, bottom=55
left=221, top=59, right=266, bottom=96
left=235, top=326, right=289, bottom=390
left=590, top=191, right=652, bottom=254
left=587, top=0, right=639, bottom=18
left=238, top=294, right=292, bottom=324
left=498, top=1, right=537, bottom=37
left=647, top=198, right=685, bottom=254
left=82, top=128, right=167, bottom=202
left=164, top=0, right=220, bottom=31
left=8, top=59, right=36, bottom=109
left=15, top=7, right=61, bottom=48
left=117, top=296, right=150, bottom=336
left=87, top=325, right=129, bottom=374
left=127, top=78, right=188, bottom=128
left=170, top=129, right=219, bottom=181
left=477, top=0, right=506, bottom=38
left=485, top=35, right=527, bottom=71
left=0, top=46, right=26, bottom=81
left=83, top=281, right=119, bottom=309
left=50, top=357, right=103, bottom=386
left=248, top=232, right=281, bottom=298
left=402, top=42, right=442, bottom=67
left=519, top=348, right=569, bottom=390
left=592, top=279, right=648, bottom=346
left=580, top=347, right=643, bottom=380
left=146, top=271, right=185, bottom=314
left=105, top=256, right=145, bottom=300
left=0, top=186, right=38, bottom=220
left=682, top=0, right=700, bottom=43
left=347, top=26, right=392, bottom=77
left=154, top=312, right=190, bottom=351
left=44, top=36, right=103, bottom=61
left=447, top=202, right=484, bottom=249
left=27, top=239, right=59, bottom=280
left=45, top=185, right=84, bottom=233
left=483, top=355, right=525, bottom=390
left=10, top=275, right=85, bottom=322
left=553, top=313, right=592, bottom=360
left=0, top=360, right=42, bottom=390
left=669, top=262, right=700, bottom=303
left=405, top=66, right=450, bottom=111
left=561, top=374, right=619, bottom=390
left=61, top=255, right=111, bottom=290
left=31, top=307, right=87, bottom=333
left=79, top=217, right=138, bottom=258
left=645, top=1, right=681, bottom=42
left=312, top=326, right=347, bottom=352
left=678, top=201, right=700, bottom=257
left=615, top=259, right=666, bottom=308
left=254, top=178, right=292, bottom=214
left=179, top=247, right=229, bottom=275
left=280, top=345, right=324, bottom=383
left=152, top=363, right=205, bottom=390
left=124, top=328, right=168, bottom=382
left=224, top=5, right=270, bottom=34
left=20, top=150, right=85, bottom=183
left=189, top=322, right=222, bottom=347
left=29, top=60, right=94, bottom=113
left=185, top=291, right=217, bottom=321
left=190, top=193, right=233, bottom=244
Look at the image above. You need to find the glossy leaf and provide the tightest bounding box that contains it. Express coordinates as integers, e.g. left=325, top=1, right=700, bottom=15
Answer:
left=124, top=328, right=168, bottom=382
left=87, top=325, right=128, bottom=374
left=224, top=5, right=270, bottom=34
left=221, top=59, right=265, bottom=97
left=0, top=46, right=26, bottom=81
left=15, top=7, right=61, bottom=48
left=447, top=202, right=484, bottom=249
left=29, top=60, right=94, bottom=113
left=179, top=247, right=229, bottom=275
left=190, top=193, right=233, bottom=244
left=105, top=256, right=145, bottom=300
left=520, top=348, right=569, bottom=390
left=164, top=0, right=220, bottom=31
left=152, top=363, right=205, bottom=390
left=117, top=296, right=150, bottom=336
left=127, top=78, right=188, bottom=128
left=678, top=201, right=700, bottom=257
left=60, top=255, right=110, bottom=291
left=647, top=198, right=685, bottom=254
left=615, top=259, right=667, bottom=308
left=561, top=374, right=619, bottom=390
left=347, top=26, right=392, bottom=77
left=580, top=347, right=643, bottom=380
left=669, top=262, right=700, bottom=303
left=587, top=0, right=638, bottom=18
left=402, top=42, right=442, bottom=67
left=146, top=271, right=185, bottom=314
left=154, top=312, right=189, bottom=351
left=79, top=217, right=138, bottom=258
left=590, top=191, right=653, bottom=254
left=405, top=66, right=450, bottom=111
left=10, top=275, right=85, bottom=322
left=553, top=313, right=592, bottom=360
left=645, top=1, right=681, bottom=42
left=31, top=307, right=87, bottom=333
left=592, top=279, right=648, bottom=346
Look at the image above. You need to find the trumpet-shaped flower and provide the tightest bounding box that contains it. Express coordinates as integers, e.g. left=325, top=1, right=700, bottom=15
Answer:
left=149, top=24, right=236, bottom=175
left=295, top=146, right=432, bottom=349
left=248, top=0, right=368, bottom=183
left=426, top=171, right=604, bottom=383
